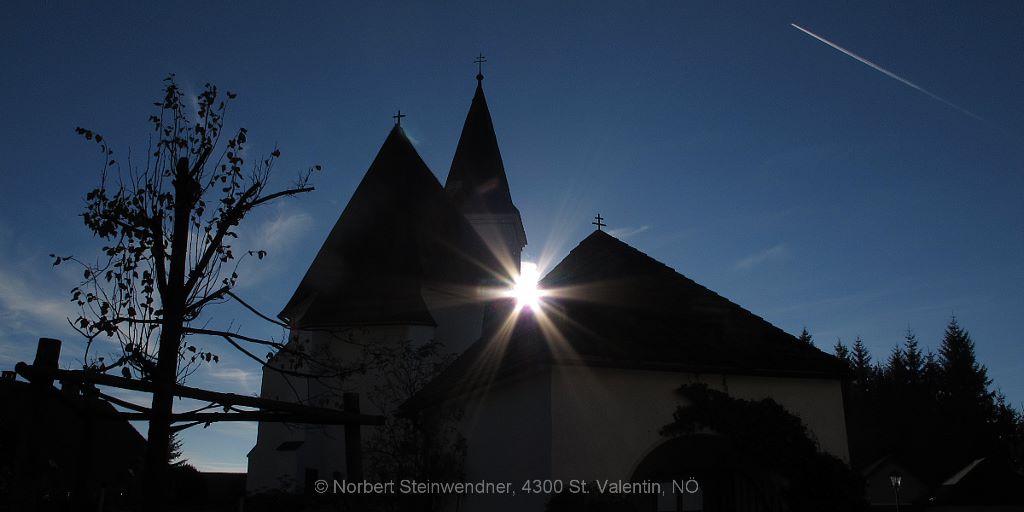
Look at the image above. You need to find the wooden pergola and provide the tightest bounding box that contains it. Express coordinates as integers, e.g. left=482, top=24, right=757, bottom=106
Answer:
left=12, top=337, right=384, bottom=508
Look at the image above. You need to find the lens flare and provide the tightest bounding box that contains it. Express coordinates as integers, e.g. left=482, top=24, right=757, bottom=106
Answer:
left=509, top=261, right=545, bottom=311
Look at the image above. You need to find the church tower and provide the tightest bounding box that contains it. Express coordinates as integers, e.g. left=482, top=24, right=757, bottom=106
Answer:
left=444, top=70, right=528, bottom=274
left=247, top=123, right=502, bottom=495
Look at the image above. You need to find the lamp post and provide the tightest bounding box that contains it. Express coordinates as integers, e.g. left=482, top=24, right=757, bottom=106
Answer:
left=889, top=471, right=902, bottom=512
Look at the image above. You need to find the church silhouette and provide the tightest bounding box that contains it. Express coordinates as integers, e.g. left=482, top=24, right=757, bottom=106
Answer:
left=247, top=68, right=849, bottom=512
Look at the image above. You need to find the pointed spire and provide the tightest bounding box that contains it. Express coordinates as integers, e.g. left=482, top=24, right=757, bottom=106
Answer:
left=444, top=67, right=527, bottom=272
left=445, top=72, right=516, bottom=215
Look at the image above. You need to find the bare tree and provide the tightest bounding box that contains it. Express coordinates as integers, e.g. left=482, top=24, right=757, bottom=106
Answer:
left=57, top=75, right=319, bottom=503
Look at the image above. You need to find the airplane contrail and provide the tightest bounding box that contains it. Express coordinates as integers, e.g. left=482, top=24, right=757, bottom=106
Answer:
left=791, top=23, right=981, bottom=120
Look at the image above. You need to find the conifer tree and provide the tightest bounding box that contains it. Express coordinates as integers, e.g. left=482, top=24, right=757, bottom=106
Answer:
left=851, top=337, right=874, bottom=387
left=168, top=431, right=186, bottom=467
left=937, top=317, right=996, bottom=465
left=838, top=320, right=1023, bottom=477
left=902, top=329, right=924, bottom=383
left=797, top=327, right=814, bottom=346
left=938, top=316, right=992, bottom=406
left=833, top=339, right=851, bottom=368
left=885, top=346, right=907, bottom=384
left=923, top=350, right=942, bottom=392
left=894, top=329, right=933, bottom=421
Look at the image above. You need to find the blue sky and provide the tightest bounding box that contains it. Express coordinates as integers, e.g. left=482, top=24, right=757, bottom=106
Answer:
left=1, top=1, right=1021, bottom=472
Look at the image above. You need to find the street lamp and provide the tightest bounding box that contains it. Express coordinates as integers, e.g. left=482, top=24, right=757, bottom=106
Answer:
left=889, top=471, right=902, bottom=512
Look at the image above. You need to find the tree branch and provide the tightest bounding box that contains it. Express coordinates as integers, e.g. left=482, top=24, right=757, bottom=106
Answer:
left=185, top=285, right=229, bottom=317
left=150, top=213, right=169, bottom=299
left=245, top=185, right=314, bottom=210
left=182, top=182, right=259, bottom=296
left=226, top=290, right=287, bottom=327
left=184, top=327, right=283, bottom=348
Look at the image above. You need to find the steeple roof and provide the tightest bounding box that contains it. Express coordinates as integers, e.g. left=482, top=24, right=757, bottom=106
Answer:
left=280, top=125, right=501, bottom=329
left=444, top=78, right=518, bottom=215
left=533, top=230, right=843, bottom=375
left=405, top=230, right=848, bottom=409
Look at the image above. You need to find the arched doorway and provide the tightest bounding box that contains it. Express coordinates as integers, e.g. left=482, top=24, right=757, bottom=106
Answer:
left=630, top=434, right=782, bottom=512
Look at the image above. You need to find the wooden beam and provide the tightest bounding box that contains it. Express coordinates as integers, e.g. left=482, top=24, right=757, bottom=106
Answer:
left=15, top=362, right=384, bottom=426
left=118, top=410, right=369, bottom=425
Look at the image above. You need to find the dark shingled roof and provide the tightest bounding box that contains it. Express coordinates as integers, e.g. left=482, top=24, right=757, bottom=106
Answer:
left=444, top=79, right=519, bottom=216
left=406, top=230, right=848, bottom=409
left=280, top=125, right=501, bottom=329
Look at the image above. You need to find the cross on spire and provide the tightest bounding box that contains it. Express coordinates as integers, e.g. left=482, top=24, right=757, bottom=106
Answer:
left=474, top=53, right=487, bottom=81
left=592, top=214, right=606, bottom=231
left=393, top=110, right=406, bottom=126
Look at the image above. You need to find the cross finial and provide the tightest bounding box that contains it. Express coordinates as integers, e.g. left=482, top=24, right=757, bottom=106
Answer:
left=474, top=53, right=487, bottom=81
left=592, top=214, right=606, bottom=231
left=393, top=110, right=406, bottom=126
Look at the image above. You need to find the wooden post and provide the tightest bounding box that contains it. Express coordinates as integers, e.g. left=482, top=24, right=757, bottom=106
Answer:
left=31, top=337, right=61, bottom=385
left=343, top=393, right=363, bottom=481
left=19, top=338, right=62, bottom=510
left=62, top=377, right=90, bottom=510
left=74, top=381, right=97, bottom=512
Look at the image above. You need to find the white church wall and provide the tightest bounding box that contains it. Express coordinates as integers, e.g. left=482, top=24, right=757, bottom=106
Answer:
left=313, top=324, right=437, bottom=411
left=247, top=323, right=439, bottom=494
left=247, top=282, right=493, bottom=495
left=548, top=365, right=687, bottom=482
left=457, top=368, right=553, bottom=512
left=247, top=346, right=311, bottom=494
left=306, top=324, right=438, bottom=485
left=548, top=366, right=850, bottom=483
left=421, top=286, right=488, bottom=357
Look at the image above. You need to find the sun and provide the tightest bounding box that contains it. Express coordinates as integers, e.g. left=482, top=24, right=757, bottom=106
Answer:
left=510, top=261, right=545, bottom=311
